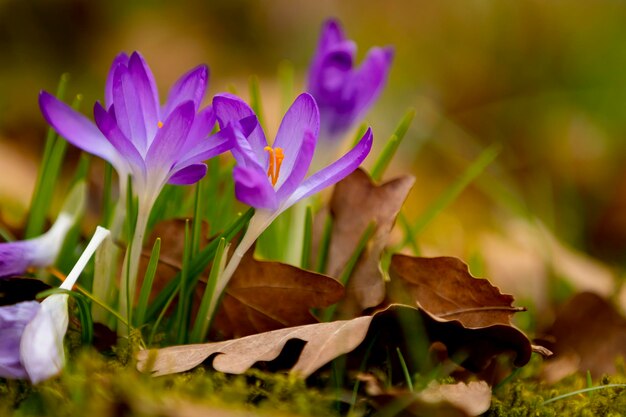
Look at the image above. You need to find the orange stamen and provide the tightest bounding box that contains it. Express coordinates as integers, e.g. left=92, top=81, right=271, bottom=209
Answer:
left=264, top=146, right=284, bottom=186
left=157, top=121, right=164, bottom=129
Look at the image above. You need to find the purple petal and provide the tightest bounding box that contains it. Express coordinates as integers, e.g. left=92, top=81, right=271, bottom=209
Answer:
left=0, top=242, right=31, bottom=278
left=111, top=65, right=148, bottom=152
left=213, top=93, right=267, bottom=159
left=39, top=91, right=121, bottom=168
left=176, top=105, right=217, bottom=163
left=350, top=46, right=394, bottom=120
left=94, top=102, right=146, bottom=177
left=105, top=53, right=129, bottom=109
left=319, top=19, right=347, bottom=51
left=162, top=65, right=209, bottom=119
left=128, top=52, right=160, bottom=141
left=308, top=45, right=355, bottom=103
left=276, top=129, right=315, bottom=202
left=0, top=301, right=40, bottom=379
left=168, top=163, right=208, bottom=185
left=273, top=93, right=319, bottom=187
left=175, top=126, right=234, bottom=171
left=284, top=127, right=373, bottom=208
left=145, top=101, right=195, bottom=170
left=233, top=165, right=278, bottom=210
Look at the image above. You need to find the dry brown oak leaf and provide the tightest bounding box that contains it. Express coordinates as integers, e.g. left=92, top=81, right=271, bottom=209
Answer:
left=358, top=374, right=491, bottom=417
left=541, top=291, right=626, bottom=381
left=210, top=248, right=345, bottom=339
left=389, top=254, right=551, bottom=371
left=137, top=302, right=539, bottom=379
left=324, top=168, right=415, bottom=314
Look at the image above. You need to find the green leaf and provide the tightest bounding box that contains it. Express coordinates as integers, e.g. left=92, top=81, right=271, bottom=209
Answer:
left=134, top=238, right=161, bottom=327
left=249, top=75, right=264, bottom=127
left=301, top=205, right=313, bottom=270
left=370, top=108, right=416, bottom=182
left=190, top=237, right=227, bottom=343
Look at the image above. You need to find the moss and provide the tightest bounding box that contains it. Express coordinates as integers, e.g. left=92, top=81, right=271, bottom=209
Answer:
left=0, top=349, right=342, bottom=417
left=489, top=358, right=626, bottom=417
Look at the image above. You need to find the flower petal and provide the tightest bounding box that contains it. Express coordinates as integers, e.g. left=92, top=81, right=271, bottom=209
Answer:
left=168, top=163, right=208, bottom=185
left=233, top=165, right=278, bottom=210
left=175, top=126, right=234, bottom=171
left=39, top=91, right=121, bottom=168
left=94, top=102, right=146, bottom=178
left=105, top=53, right=129, bottom=109
left=213, top=93, right=267, bottom=159
left=145, top=101, right=195, bottom=170
left=20, top=294, right=68, bottom=384
left=128, top=52, right=160, bottom=141
left=0, top=301, right=40, bottom=379
left=111, top=64, right=148, bottom=153
left=350, top=46, right=394, bottom=120
left=319, top=19, right=347, bottom=51
left=0, top=242, right=31, bottom=278
left=162, top=65, right=209, bottom=119
left=284, top=127, right=373, bottom=208
left=272, top=93, right=319, bottom=188
left=276, top=129, right=316, bottom=201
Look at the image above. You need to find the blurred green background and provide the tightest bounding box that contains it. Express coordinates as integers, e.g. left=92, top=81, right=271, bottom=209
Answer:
left=2, top=0, right=626, bottom=279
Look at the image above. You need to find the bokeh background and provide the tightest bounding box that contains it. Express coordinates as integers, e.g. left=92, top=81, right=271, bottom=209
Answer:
left=2, top=0, right=626, bottom=317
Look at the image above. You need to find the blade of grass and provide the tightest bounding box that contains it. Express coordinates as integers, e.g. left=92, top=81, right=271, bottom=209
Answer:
left=190, top=237, right=227, bottom=343
left=102, top=162, right=114, bottom=228
left=315, top=213, right=333, bottom=274
left=301, top=205, right=313, bottom=269
left=370, top=108, right=416, bottom=181
left=321, top=221, right=376, bottom=322
left=407, top=143, right=501, bottom=242
left=26, top=92, right=81, bottom=238
left=249, top=75, right=265, bottom=127
left=396, top=347, right=414, bottom=392
left=191, top=182, right=204, bottom=256
left=541, top=384, right=626, bottom=406
left=134, top=238, right=161, bottom=327
left=176, top=219, right=192, bottom=344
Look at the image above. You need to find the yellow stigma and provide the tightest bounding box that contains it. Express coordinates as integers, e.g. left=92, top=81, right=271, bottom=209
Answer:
left=264, top=146, right=284, bottom=186
left=157, top=121, right=164, bottom=129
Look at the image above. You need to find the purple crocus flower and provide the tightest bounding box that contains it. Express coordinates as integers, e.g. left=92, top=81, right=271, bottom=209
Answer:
left=39, top=51, right=232, bottom=205
left=0, top=226, right=110, bottom=383
left=0, top=182, right=85, bottom=278
left=308, top=19, right=393, bottom=141
left=205, top=92, right=372, bottom=318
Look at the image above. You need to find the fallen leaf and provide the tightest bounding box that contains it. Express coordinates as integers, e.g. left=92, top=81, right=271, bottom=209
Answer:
left=137, top=315, right=373, bottom=377
left=358, top=374, right=491, bottom=417
left=389, top=254, right=549, bottom=370
left=541, top=292, right=626, bottom=380
left=210, top=248, right=345, bottom=339
left=138, top=303, right=544, bottom=379
left=324, top=168, right=415, bottom=313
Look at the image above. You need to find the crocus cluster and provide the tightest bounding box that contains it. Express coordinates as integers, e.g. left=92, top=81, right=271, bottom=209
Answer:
left=0, top=226, right=110, bottom=383
left=26, top=17, right=390, bottom=346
